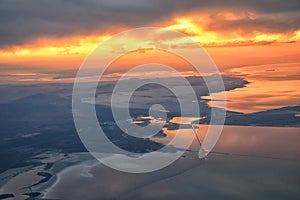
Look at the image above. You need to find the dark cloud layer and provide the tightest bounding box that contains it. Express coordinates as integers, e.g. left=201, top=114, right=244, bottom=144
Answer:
left=204, top=13, right=300, bottom=35
left=0, top=0, right=299, bottom=48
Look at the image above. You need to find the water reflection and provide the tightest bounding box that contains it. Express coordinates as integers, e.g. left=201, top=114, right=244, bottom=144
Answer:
left=154, top=125, right=300, bottom=160
left=45, top=125, right=300, bottom=200
left=203, top=63, right=300, bottom=113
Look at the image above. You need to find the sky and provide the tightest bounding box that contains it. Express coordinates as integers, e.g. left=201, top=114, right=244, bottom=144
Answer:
left=0, top=0, right=300, bottom=76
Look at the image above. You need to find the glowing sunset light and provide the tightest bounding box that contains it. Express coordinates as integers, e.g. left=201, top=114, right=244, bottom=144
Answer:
left=0, top=2, right=299, bottom=74
left=0, top=1, right=300, bottom=198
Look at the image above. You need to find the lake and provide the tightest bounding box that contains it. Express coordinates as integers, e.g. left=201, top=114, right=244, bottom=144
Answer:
left=43, top=125, right=300, bottom=200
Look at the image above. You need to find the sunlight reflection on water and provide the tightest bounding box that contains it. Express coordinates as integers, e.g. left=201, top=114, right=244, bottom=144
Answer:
left=203, top=63, right=300, bottom=113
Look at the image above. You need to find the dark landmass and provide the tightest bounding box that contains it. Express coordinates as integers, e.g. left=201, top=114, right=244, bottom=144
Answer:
left=0, top=75, right=298, bottom=175
left=153, top=130, right=167, bottom=138
left=223, top=106, right=300, bottom=127
left=43, top=163, right=54, bottom=171
left=0, top=194, right=14, bottom=199
left=30, top=172, right=52, bottom=187
left=23, top=192, right=41, bottom=200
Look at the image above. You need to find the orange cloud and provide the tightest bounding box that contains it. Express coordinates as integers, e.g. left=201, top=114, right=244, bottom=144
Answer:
left=0, top=14, right=299, bottom=72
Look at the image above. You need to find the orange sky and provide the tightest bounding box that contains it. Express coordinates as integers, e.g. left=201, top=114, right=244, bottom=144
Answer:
left=1, top=15, right=299, bottom=73
left=0, top=2, right=299, bottom=113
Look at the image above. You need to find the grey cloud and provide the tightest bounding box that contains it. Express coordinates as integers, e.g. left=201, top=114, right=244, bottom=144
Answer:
left=204, top=13, right=300, bottom=35
left=0, top=0, right=176, bottom=47
left=0, top=0, right=299, bottom=48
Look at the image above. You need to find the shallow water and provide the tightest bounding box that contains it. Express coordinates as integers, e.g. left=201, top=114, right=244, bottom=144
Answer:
left=44, top=125, right=300, bottom=200
left=0, top=166, right=44, bottom=199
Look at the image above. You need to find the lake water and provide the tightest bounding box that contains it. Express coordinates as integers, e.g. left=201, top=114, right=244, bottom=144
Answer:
left=44, top=125, right=300, bottom=200
left=203, top=63, right=300, bottom=113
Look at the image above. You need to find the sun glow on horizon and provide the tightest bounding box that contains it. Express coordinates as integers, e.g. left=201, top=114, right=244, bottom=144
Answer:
left=0, top=15, right=299, bottom=70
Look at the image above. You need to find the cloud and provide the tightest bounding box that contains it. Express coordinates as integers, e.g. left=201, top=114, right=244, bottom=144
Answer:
left=203, top=13, right=300, bottom=35
left=0, top=0, right=299, bottom=48
left=0, top=0, right=174, bottom=47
